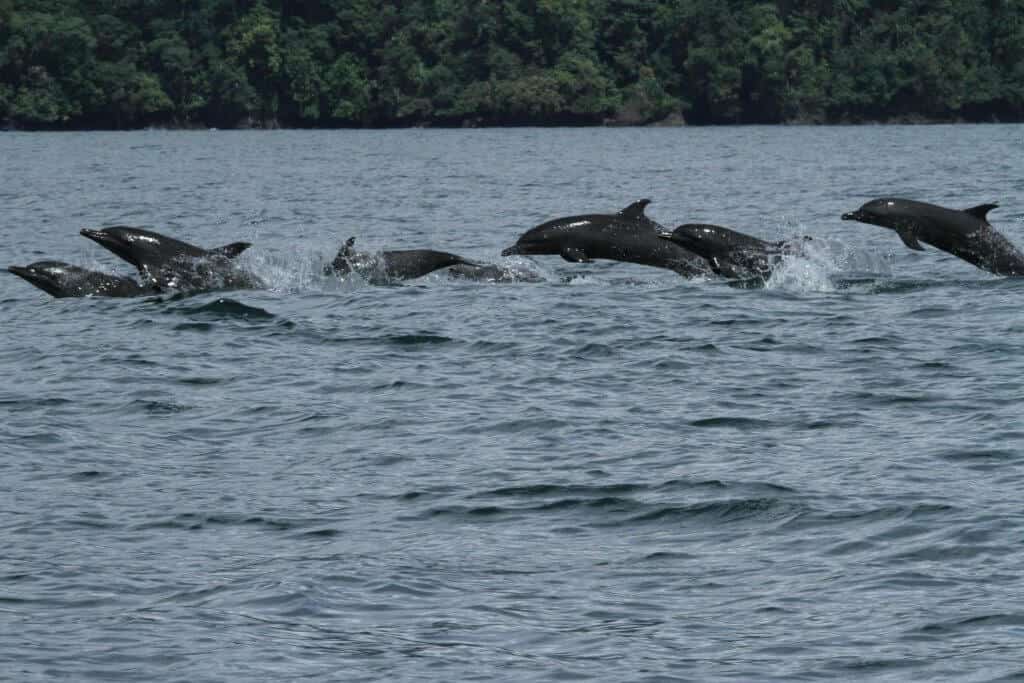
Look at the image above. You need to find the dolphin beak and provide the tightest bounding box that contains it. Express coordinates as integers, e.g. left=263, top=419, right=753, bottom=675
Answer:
left=501, top=245, right=521, bottom=257
left=8, top=265, right=64, bottom=297
left=841, top=211, right=860, bottom=221
left=656, top=229, right=674, bottom=240
left=80, top=228, right=111, bottom=245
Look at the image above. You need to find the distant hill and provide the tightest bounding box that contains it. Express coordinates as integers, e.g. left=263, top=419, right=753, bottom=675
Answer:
left=2, top=0, right=1022, bottom=129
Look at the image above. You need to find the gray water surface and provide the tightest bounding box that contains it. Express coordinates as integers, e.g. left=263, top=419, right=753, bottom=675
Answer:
left=2, top=126, right=1024, bottom=681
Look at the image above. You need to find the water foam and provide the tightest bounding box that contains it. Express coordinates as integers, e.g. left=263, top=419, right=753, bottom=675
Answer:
left=765, top=235, right=893, bottom=293
left=240, top=243, right=357, bottom=293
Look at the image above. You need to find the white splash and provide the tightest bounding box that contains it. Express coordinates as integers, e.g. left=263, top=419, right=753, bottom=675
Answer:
left=239, top=243, right=351, bottom=294
left=765, top=235, right=893, bottom=293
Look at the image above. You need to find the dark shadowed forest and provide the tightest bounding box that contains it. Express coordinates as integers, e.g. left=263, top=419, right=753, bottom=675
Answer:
left=2, top=0, right=1023, bottom=129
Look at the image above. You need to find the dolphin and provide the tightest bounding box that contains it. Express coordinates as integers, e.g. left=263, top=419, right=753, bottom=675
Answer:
left=657, top=224, right=810, bottom=281
left=841, top=198, right=1024, bottom=276
left=501, top=199, right=709, bottom=276
left=80, top=226, right=263, bottom=292
left=446, top=263, right=545, bottom=283
left=328, top=237, right=484, bottom=284
left=7, top=261, right=155, bottom=298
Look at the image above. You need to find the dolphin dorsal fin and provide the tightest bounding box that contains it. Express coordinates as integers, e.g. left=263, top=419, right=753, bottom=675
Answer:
left=618, top=199, right=652, bottom=221
left=211, top=242, right=252, bottom=258
left=341, top=237, right=358, bottom=257
left=964, top=203, right=999, bottom=221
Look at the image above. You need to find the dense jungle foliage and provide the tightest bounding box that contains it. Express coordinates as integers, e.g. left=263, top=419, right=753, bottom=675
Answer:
left=1, top=0, right=1023, bottom=129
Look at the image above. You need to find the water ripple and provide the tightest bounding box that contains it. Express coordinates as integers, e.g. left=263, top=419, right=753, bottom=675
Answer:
left=2, top=127, right=1024, bottom=682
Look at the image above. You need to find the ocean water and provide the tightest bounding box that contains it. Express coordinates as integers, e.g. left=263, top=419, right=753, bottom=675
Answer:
left=2, top=126, right=1024, bottom=682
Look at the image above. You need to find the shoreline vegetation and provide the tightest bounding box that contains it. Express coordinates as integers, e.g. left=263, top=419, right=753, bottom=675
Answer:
left=2, top=1, right=1022, bottom=131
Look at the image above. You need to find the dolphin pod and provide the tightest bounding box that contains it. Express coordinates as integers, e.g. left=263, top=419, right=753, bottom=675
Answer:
left=7, top=197, right=1024, bottom=298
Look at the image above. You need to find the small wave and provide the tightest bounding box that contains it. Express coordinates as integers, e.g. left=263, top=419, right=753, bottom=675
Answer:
left=782, top=502, right=958, bottom=532
left=855, top=278, right=954, bottom=294
left=470, top=478, right=790, bottom=500
left=689, top=416, right=776, bottom=429
left=473, top=483, right=647, bottom=498
left=916, top=613, right=1024, bottom=635
left=69, top=470, right=113, bottom=481
left=574, top=342, right=617, bottom=359
left=411, top=484, right=802, bottom=528
left=386, top=334, right=453, bottom=346
left=934, top=448, right=1018, bottom=463
left=0, top=397, right=72, bottom=411
left=621, top=497, right=797, bottom=525
left=133, top=513, right=299, bottom=532
left=159, top=297, right=276, bottom=320
left=177, top=376, right=226, bottom=386
left=133, top=400, right=192, bottom=414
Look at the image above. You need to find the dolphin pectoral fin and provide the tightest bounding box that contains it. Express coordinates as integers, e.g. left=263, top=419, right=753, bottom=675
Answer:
left=560, top=246, right=592, bottom=263
left=617, top=199, right=652, bottom=221
left=211, top=242, right=252, bottom=258
left=897, top=229, right=926, bottom=251
left=964, top=203, right=999, bottom=221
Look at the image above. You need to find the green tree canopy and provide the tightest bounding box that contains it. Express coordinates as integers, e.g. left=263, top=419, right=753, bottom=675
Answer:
left=0, top=0, right=1021, bottom=128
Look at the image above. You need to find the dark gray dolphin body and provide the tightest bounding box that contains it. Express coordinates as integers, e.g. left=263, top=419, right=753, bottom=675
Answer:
left=657, top=224, right=810, bottom=281
left=80, top=226, right=263, bottom=292
left=842, top=198, right=1024, bottom=276
left=447, top=263, right=545, bottom=283
left=329, top=237, right=483, bottom=284
left=7, top=261, right=155, bottom=298
left=501, top=200, right=709, bottom=277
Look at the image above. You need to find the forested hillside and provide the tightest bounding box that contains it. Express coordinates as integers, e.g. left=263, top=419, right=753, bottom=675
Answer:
left=1, top=0, right=1022, bottom=129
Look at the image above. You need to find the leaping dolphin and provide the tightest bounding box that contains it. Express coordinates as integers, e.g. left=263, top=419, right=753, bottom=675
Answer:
left=80, top=226, right=263, bottom=292
left=842, top=198, right=1024, bottom=276
left=328, top=237, right=484, bottom=284
left=657, top=224, right=810, bottom=281
left=501, top=199, right=709, bottom=276
left=7, top=261, right=155, bottom=298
